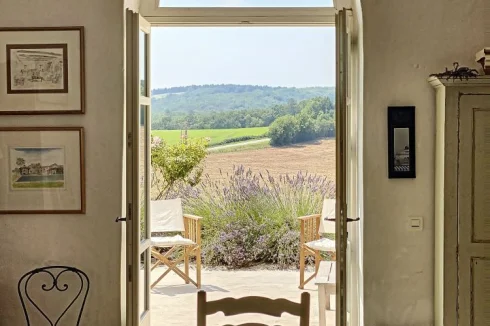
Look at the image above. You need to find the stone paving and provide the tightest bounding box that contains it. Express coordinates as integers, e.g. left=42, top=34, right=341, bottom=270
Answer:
left=150, top=266, right=336, bottom=326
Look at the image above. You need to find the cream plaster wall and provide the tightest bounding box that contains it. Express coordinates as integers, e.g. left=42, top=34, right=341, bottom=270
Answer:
left=0, top=0, right=125, bottom=325
left=362, top=0, right=485, bottom=325
left=0, top=0, right=486, bottom=325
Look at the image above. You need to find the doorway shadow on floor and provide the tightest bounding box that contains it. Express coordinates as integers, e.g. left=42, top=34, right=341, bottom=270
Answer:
left=152, top=284, right=229, bottom=297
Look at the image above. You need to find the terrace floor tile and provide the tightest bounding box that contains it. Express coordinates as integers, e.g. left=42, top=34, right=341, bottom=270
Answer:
left=150, top=266, right=336, bottom=326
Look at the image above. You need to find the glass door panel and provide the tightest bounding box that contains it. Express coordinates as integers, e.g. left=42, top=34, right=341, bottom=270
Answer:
left=140, top=105, right=149, bottom=242
left=126, top=10, right=152, bottom=326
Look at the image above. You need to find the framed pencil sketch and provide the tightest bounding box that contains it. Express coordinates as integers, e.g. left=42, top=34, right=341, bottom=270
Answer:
left=0, top=27, right=85, bottom=114
left=387, top=106, right=416, bottom=179
left=6, top=44, right=68, bottom=94
left=0, top=127, right=85, bottom=214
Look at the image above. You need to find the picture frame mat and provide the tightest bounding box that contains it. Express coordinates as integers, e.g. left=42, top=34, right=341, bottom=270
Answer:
left=0, top=27, right=84, bottom=114
left=0, top=128, right=84, bottom=213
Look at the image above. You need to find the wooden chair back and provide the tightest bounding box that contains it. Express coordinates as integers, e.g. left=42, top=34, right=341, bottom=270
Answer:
left=197, top=291, right=310, bottom=326
left=299, top=214, right=321, bottom=246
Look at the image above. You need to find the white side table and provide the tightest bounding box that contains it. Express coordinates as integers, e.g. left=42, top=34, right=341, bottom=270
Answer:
left=315, top=261, right=336, bottom=326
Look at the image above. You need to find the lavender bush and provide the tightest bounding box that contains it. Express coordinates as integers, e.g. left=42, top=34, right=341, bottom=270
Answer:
left=205, top=220, right=269, bottom=268
left=170, top=165, right=335, bottom=269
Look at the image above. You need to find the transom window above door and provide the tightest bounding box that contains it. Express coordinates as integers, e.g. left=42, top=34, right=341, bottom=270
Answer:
left=159, top=0, right=333, bottom=7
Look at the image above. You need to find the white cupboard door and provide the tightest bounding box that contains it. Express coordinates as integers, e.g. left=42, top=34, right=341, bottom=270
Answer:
left=458, top=94, right=490, bottom=326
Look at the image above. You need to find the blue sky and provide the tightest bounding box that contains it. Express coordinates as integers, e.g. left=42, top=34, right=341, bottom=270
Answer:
left=160, top=0, right=333, bottom=7
left=10, top=148, right=64, bottom=166
left=151, top=27, right=335, bottom=89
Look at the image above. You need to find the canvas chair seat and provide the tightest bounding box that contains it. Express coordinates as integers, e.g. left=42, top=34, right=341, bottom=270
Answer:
left=151, top=235, right=195, bottom=247
left=150, top=198, right=202, bottom=289
left=305, top=237, right=336, bottom=252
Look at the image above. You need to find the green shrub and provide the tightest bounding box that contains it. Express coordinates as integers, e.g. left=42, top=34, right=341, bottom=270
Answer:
left=268, top=96, right=335, bottom=146
left=151, top=136, right=208, bottom=200
left=268, top=115, right=299, bottom=146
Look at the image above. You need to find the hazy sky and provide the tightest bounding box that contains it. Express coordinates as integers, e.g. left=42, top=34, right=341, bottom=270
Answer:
left=151, top=26, right=336, bottom=89
left=10, top=148, right=64, bottom=167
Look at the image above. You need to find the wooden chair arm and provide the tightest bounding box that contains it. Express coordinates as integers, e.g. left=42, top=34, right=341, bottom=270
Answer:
left=298, top=214, right=321, bottom=221
left=184, top=214, right=203, bottom=221
left=184, top=214, right=202, bottom=244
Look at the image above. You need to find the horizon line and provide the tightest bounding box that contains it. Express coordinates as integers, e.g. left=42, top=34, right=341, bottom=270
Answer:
left=152, top=84, right=336, bottom=90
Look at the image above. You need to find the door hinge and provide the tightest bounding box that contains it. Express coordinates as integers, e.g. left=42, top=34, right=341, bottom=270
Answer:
left=128, top=203, right=132, bottom=221
left=128, top=265, right=132, bottom=282
left=127, top=132, right=133, bottom=148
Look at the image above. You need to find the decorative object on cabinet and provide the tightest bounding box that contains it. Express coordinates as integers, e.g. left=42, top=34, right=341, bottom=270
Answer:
left=18, top=266, right=90, bottom=326
left=0, top=27, right=85, bottom=115
left=387, top=106, right=416, bottom=179
left=430, top=62, right=479, bottom=81
left=0, top=127, right=85, bottom=214
left=476, top=48, right=490, bottom=75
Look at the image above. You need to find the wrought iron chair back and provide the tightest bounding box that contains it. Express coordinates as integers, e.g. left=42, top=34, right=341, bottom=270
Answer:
left=18, top=266, right=90, bottom=326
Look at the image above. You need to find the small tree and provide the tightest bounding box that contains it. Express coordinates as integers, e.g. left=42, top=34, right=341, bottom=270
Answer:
left=151, top=136, right=208, bottom=200
left=268, top=115, right=298, bottom=146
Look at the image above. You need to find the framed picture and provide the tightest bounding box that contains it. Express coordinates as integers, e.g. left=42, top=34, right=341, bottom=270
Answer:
left=0, top=127, right=85, bottom=214
left=6, top=44, right=69, bottom=94
left=387, top=106, right=416, bottom=179
left=0, top=27, right=84, bottom=114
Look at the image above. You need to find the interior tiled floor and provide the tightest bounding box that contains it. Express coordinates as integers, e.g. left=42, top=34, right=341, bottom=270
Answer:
left=150, top=266, right=335, bottom=326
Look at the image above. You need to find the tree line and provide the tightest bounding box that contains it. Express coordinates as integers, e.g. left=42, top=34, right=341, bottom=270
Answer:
left=151, top=84, right=334, bottom=115
left=152, top=96, right=334, bottom=133
left=268, top=97, right=335, bottom=146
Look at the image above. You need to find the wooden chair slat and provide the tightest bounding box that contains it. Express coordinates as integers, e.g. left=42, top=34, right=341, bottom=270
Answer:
left=206, top=297, right=302, bottom=317
left=197, top=291, right=310, bottom=326
left=223, top=323, right=268, bottom=326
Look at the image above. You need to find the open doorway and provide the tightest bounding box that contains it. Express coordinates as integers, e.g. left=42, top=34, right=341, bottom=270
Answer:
left=149, top=26, right=337, bottom=326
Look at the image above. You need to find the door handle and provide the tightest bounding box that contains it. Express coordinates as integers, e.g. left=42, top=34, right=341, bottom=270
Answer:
left=325, top=217, right=360, bottom=222
left=115, top=216, right=127, bottom=222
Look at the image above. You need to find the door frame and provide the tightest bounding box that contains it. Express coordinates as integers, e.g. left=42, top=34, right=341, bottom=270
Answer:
left=140, top=0, right=336, bottom=26
left=125, top=1, right=364, bottom=325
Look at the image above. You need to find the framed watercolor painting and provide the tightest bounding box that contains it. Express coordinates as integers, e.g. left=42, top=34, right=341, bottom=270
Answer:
left=0, top=127, right=85, bottom=214
left=0, top=27, right=85, bottom=115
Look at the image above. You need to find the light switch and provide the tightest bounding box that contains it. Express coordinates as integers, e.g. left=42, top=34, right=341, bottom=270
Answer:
left=409, top=217, right=423, bottom=231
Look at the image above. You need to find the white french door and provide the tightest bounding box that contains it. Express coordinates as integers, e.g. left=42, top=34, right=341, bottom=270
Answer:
left=335, top=8, right=351, bottom=326
left=126, top=10, right=152, bottom=326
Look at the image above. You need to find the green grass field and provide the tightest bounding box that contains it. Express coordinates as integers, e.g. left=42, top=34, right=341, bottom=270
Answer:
left=152, top=127, right=268, bottom=146
left=209, top=140, right=271, bottom=154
